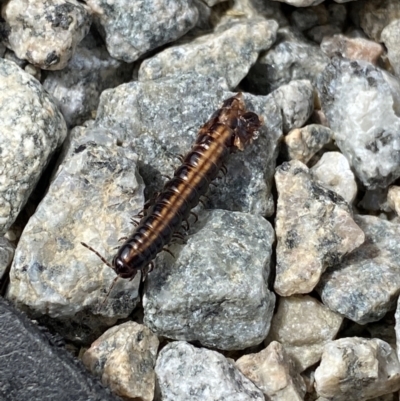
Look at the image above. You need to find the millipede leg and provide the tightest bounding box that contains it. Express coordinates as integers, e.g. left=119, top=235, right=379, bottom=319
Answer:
left=162, top=248, right=175, bottom=258
left=161, top=174, right=171, bottom=180
left=190, top=211, right=198, bottom=224
left=220, top=164, right=228, bottom=176
left=176, top=154, right=184, bottom=163
left=101, top=275, right=119, bottom=305
left=81, top=242, right=113, bottom=269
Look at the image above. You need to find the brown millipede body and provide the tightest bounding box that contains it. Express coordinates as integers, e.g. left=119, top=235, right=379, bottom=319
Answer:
left=83, top=93, right=262, bottom=282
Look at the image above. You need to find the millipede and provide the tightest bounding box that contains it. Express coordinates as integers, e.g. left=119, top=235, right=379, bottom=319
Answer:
left=82, top=92, right=262, bottom=284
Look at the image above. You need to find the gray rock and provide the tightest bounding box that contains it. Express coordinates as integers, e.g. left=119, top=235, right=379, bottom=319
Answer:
left=7, top=126, right=143, bottom=343
left=86, top=0, right=198, bottom=63
left=246, top=27, right=329, bottom=94
left=272, top=0, right=324, bottom=6
left=388, top=186, right=400, bottom=216
left=382, top=20, right=400, bottom=78
left=317, top=57, right=400, bottom=190
left=139, top=18, right=278, bottom=90
left=236, top=341, right=307, bottom=400
left=306, top=24, right=342, bottom=44
left=94, top=73, right=283, bottom=217
left=311, top=151, right=358, bottom=204
left=266, top=295, right=343, bottom=372
left=315, top=337, right=400, bottom=401
left=283, top=124, right=334, bottom=164
left=83, top=322, right=159, bottom=401
left=155, top=341, right=265, bottom=401
left=274, top=160, right=364, bottom=296
left=0, top=237, right=14, bottom=280
left=0, top=59, right=67, bottom=235
left=43, top=32, right=132, bottom=128
left=318, top=215, right=400, bottom=324
left=1, top=0, right=91, bottom=70
left=358, top=188, right=391, bottom=213
left=143, top=209, right=275, bottom=350
left=272, top=80, right=314, bottom=134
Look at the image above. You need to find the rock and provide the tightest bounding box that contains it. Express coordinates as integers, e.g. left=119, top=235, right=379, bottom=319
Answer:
left=236, top=341, right=307, bottom=400
left=246, top=27, right=329, bottom=94
left=155, top=341, right=264, bottom=401
left=271, top=0, right=324, bottom=7
left=266, top=295, right=343, bottom=372
left=274, top=160, right=364, bottom=296
left=317, top=57, right=400, bottom=190
left=382, top=20, right=400, bottom=78
left=388, top=186, right=400, bottom=216
left=43, top=32, right=132, bottom=128
left=82, top=322, right=159, bottom=401
left=283, top=124, right=334, bottom=164
left=358, top=188, right=390, bottom=213
left=310, top=151, right=358, bottom=204
left=0, top=237, right=14, bottom=280
left=318, top=215, right=400, bottom=324
left=86, top=0, right=198, bottom=63
left=1, top=0, right=91, bottom=70
left=315, top=337, right=400, bottom=401
left=143, top=209, right=275, bottom=350
left=321, top=34, right=384, bottom=65
left=139, top=18, right=278, bottom=90
left=272, top=80, right=314, bottom=134
left=6, top=126, right=143, bottom=344
left=94, top=73, right=283, bottom=217
left=0, top=59, right=67, bottom=235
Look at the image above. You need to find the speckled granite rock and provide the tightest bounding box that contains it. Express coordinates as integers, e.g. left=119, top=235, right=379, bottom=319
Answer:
left=388, top=186, right=400, bottom=216
left=139, top=18, right=278, bottom=90
left=311, top=151, right=358, bottom=204
left=7, top=126, right=143, bottom=343
left=86, top=0, right=198, bottom=62
left=318, top=215, right=400, bottom=324
left=143, top=209, right=275, bottom=350
left=266, top=295, right=343, bottom=372
left=0, top=237, right=14, bottom=280
left=315, top=337, right=400, bottom=401
left=246, top=27, right=329, bottom=94
left=274, top=160, right=364, bottom=296
left=382, top=20, right=400, bottom=78
left=94, top=74, right=283, bottom=217
left=1, top=0, right=91, bottom=70
left=317, top=57, right=400, bottom=190
left=83, top=322, right=159, bottom=401
left=283, top=124, right=334, bottom=164
left=236, top=341, right=306, bottom=401
left=43, top=32, right=132, bottom=127
left=155, top=341, right=264, bottom=401
left=0, top=59, right=67, bottom=235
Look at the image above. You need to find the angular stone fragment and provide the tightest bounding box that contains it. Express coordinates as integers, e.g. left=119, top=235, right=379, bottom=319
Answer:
left=143, top=209, right=275, bottom=350
left=382, top=20, right=400, bottom=78
left=317, top=57, right=400, bottom=190
left=318, top=215, right=400, bottom=324
left=388, top=186, right=400, bottom=216
left=311, top=151, right=358, bottom=204
left=0, top=59, right=67, bottom=235
left=139, top=18, right=278, bottom=90
left=0, top=237, right=14, bottom=280
left=236, top=341, right=306, bottom=400
left=83, top=322, right=159, bottom=401
left=86, top=0, right=198, bottom=63
left=274, top=160, right=364, bottom=296
left=272, top=0, right=324, bottom=6
left=266, top=295, right=343, bottom=372
left=7, top=126, right=143, bottom=343
left=155, top=341, right=264, bottom=401
left=2, top=0, right=91, bottom=70
left=284, top=124, right=334, bottom=164
left=315, top=338, right=400, bottom=401
left=43, top=32, right=132, bottom=127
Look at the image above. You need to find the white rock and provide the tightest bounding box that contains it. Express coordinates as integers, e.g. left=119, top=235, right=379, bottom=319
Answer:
left=388, top=186, right=400, bottom=216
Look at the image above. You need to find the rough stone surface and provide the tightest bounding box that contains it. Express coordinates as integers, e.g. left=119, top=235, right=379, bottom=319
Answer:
left=246, top=27, right=329, bottom=94
left=283, top=124, right=334, bottom=164
left=271, top=0, right=324, bottom=6
left=0, top=59, right=67, bottom=235
left=143, top=209, right=275, bottom=350
left=1, top=0, right=91, bottom=70
left=388, top=186, right=400, bottom=216
left=139, top=18, right=278, bottom=90
left=381, top=20, right=400, bottom=78
left=236, top=341, right=307, bottom=400
left=266, top=295, right=343, bottom=372
left=317, top=57, right=400, bottom=190
left=274, top=160, right=364, bottom=296
left=358, top=188, right=391, bottom=213
left=86, top=0, right=199, bottom=63
left=155, top=341, right=264, bottom=401
left=321, top=34, right=384, bottom=65
left=7, top=126, right=144, bottom=344
left=318, top=215, right=400, bottom=324
left=0, top=237, right=14, bottom=280
left=311, top=151, right=358, bottom=204
left=94, top=73, right=283, bottom=217
left=83, top=322, right=159, bottom=401
left=43, top=32, right=132, bottom=127
left=315, top=337, right=400, bottom=401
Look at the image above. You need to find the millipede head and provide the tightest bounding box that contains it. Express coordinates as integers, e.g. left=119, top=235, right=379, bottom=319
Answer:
left=233, top=111, right=263, bottom=151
